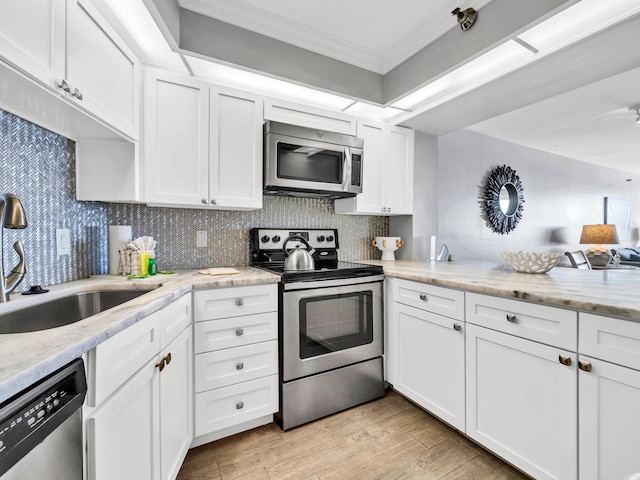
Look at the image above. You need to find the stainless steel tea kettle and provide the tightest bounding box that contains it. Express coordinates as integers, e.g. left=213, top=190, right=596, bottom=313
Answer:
left=282, top=236, right=316, bottom=271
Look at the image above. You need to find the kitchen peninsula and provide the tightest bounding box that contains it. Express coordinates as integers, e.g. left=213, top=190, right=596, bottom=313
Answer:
left=372, top=259, right=640, bottom=320
left=374, top=259, right=640, bottom=480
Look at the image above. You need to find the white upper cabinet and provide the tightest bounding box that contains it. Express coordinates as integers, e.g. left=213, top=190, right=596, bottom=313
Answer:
left=264, top=97, right=356, bottom=135
left=0, top=0, right=65, bottom=87
left=144, top=70, right=210, bottom=206
left=66, top=0, right=140, bottom=139
left=335, top=119, right=414, bottom=216
left=210, top=86, right=263, bottom=209
left=144, top=69, right=263, bottom=210
left=0, top=0, right=140, bottom=140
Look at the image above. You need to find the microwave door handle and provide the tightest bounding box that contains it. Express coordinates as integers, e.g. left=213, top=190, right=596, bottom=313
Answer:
left=343, top=147, right=351, bottom=190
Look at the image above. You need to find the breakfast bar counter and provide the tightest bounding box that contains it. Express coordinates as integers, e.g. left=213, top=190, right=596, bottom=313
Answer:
left=362, top=259, right=640, bottom=321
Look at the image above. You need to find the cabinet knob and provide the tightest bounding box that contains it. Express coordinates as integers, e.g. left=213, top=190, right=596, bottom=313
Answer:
left=453, top=323, right=462, bottom=332
left=201, top=199, right=207, bottom=204
left=236, top=401, right=244, bottom=410
left=72, top=88, right=83, bottom=100
left=236, top=298, right=244, bottom=307
left=155, top=358, right=166, bottom=372
left=235, top=328, right=244, bottom=336
left=506, top=314, right=517, bottom=323
left=165, top=352, right=172, bottom=366
left=419, top=293, right=428, bottom=301
left=210, top=199, right=217, bottom=205
left=558, top=355, right=572, bottom=366
left=56, top=79, right=71, bottom=93
left=236, top=362, right=244, bottom=370
left=382, top=207, right=387, bottom=212
left=578, top=360, right=593, bottom=372
left=387, top=207, right=391, bottom=213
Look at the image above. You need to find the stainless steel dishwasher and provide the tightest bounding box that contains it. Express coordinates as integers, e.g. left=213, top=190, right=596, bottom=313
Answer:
left=0, top=358, right=87, bottom=479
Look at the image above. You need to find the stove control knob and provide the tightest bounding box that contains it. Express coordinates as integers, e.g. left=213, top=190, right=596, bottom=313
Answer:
left=326, top=235, right=334, bottom=242
left=317, top=235, right=325, bottom=242
left=272, top=235, right=281, bottom=243
left=261, top=235, right=270, bottom=243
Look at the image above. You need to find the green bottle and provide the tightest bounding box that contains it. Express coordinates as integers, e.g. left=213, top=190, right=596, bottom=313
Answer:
left=148, top=257, right=157, bottom=276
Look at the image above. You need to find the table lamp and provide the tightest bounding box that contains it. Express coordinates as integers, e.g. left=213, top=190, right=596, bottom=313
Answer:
left=579, top=224, right=620, bottom=266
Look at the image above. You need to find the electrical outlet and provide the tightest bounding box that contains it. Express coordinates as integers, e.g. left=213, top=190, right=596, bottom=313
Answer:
left=196, top=230, right=207, bottom=248
left=56, top=228, right=71, bottom=256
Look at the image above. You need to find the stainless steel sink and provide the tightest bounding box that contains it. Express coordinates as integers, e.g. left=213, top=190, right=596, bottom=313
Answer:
left=0, top=289, right=156, bottom=334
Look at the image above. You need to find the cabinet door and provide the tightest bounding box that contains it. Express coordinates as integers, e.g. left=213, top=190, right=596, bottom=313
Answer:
left=0, top=0, right=65, bottom=88
left=210, top=86, right=263, bottom=209
left=466, top=324, right=577, bottom=480
left=384, top=125, right=414, bottom=215
left=86, top=361, right=160, bottom=480
left=353, top=119, right=384, bottom=214
left=144, top=70, right=209, bottom=206
left=65, top=0, right=140, bottom=139
left=159, top=326, right=193, bottom=480
left=579, top=356, right=640, bottom=480
left=392, top=303, right=465, bottom=430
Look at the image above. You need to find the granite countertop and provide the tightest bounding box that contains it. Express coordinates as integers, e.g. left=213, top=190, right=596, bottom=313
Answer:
left=362, top=259, right=640, bottom=321
left=0, top=267, right=280, bottom=404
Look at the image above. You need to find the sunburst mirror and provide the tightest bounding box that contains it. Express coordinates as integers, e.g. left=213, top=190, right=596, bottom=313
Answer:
left=481, top=165, right=525, bottom=235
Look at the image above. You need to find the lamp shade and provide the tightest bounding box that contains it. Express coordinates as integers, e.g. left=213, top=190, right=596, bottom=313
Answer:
left=580, top=224, right=620, bottom=244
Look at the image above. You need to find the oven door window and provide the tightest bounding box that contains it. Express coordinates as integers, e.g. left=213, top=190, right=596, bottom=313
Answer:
left=277, top=142, right=344, bottom=184
left=299, top=291, right=373, bottom=359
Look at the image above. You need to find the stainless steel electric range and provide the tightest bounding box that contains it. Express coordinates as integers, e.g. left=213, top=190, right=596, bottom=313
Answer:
left=250, top=228, right=385, bottom=430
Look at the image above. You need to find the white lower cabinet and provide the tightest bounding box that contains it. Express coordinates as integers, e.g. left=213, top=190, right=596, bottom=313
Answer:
left=465, top=324, right=577, bottom=480
left=388, top=278, right=465, bottom=430
left=578, top=313, right=640, bottom=479
left=85, top=294, right=193, bottom=480
left=192, top=284, right=279, bottom=446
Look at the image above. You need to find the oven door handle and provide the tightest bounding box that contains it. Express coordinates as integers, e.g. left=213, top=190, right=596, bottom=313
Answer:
left=283, top=274, right=385, bottom=291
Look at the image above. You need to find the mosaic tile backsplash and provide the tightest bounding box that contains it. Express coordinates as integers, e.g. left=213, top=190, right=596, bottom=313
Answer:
left=107, top=197, right=388, bottom=270
left=1, top=108, right=388, bottom=287
left=0, top=109, right=107, bottom=288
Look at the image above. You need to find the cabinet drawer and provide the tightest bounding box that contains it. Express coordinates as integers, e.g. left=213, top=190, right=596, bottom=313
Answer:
left=89, top=311, right=161, bottom=407
left=194, top=312, right=277, bottom=353
left=193, top=284, right=277, bottom=321
left=195, top=340, right=278, bottom=392
left=580, top=313, right=640, bottom=370
left=160, top=294, right=191, bottom=349
left=393, top=279, right=464, bottom=320
left=194, top=374, right=278, bottom=436
left=466, top=293, right=577, bottom=350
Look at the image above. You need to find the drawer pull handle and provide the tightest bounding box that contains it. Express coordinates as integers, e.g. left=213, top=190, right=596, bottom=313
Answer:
left=236, top=298, right=244, bottom=307
left=236, top=401, right=244, bottom=410
left=236, top=362, right=244, bottom=370
left=579, top=360, right=593, bottom=372
left=419, top=293, right=428, bottom=301
left=559, top=355, right=572, bottom=366
left=453, top=323, right=462, bottom=332
left=235, top=328, right=244, bottom=336
left=506, top=314, right=517, bottom=323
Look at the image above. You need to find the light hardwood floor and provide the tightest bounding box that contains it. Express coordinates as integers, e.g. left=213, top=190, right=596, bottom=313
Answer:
left=178, top=390, right=530, bottom=480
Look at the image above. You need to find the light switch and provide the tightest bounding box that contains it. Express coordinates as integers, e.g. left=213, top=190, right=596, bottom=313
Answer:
left=56, top=228, right=71, bottom=256
left=196, top=230, right=207, bottom=248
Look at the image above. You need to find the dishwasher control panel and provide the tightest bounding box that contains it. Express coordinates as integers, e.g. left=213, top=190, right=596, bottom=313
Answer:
left=0, top=359, right=86, bottom=476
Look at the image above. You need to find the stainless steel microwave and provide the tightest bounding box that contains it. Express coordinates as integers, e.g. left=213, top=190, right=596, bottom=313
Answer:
left=264, top=121, right=364, bottom=198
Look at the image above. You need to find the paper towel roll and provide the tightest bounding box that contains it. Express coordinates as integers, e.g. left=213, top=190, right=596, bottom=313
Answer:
left=109, top=225, right=132, bottom=275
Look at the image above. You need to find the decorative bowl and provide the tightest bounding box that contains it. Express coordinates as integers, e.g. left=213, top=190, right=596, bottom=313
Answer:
left=373, top=237, right=404, bottom=261
left=502, top=251, right=562, bottom=274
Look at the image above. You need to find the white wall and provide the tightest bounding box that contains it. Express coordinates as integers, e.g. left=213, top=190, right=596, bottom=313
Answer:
left=396, top=128, right=640, bottom=264
left=390, top=131, right=438, bottom=260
